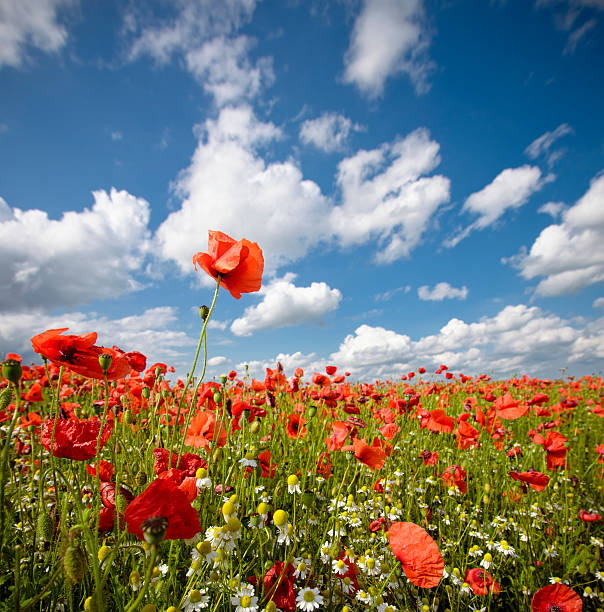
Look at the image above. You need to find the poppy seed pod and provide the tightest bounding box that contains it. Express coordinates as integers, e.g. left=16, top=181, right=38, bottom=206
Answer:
left=141, top=387, right=150, bottom=399
left=199, top=305, right=209, bottom=320
left=141, top=515, right=168, bottom=544
left=2, top=359, right=22, bottom=384
left=98, top=353, right=112, bottom=373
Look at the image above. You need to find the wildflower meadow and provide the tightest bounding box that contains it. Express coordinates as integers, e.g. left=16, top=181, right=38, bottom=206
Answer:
left=1, top=231, right=602, bottom=612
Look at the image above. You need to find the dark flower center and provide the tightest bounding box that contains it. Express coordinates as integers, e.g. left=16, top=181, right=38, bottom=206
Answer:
left=59, top=345, right=81, bottom=364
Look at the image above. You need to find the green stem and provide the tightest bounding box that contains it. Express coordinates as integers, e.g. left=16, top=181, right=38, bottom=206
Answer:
left=169, top=276, right=221, bottom=461
left=124, top=544, right=158, bottom=612
left=0, top=383, right=21, bottom=545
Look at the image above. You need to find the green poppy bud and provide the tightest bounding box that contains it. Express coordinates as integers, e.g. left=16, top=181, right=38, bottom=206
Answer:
left=37, top=512, right=54, bottom=542
left=141, top=387, right=150, bottom=399
left=98, top=353, right=112, bottom=373
left=199, top=305, right=209, bottom=320
left=308, top=406, right=317, bottom=418
left=2, top=359, right=22, bottom=384
left=63, top=543, right=87, bottom=583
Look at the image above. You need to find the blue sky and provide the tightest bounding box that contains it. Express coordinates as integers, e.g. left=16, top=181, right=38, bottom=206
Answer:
left=1, top=0, right=604, bottom=381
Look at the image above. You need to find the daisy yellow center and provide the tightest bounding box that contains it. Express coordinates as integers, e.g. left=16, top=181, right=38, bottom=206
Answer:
left=337, top=560, right=345, bottom=570
left=297, top=562, right=306, bottom=572
left=366, top=558, right=375, bottom=569
left=190, top=590, right=202, bottom=603
left=304, top=590, right=316, bottom=602
left=240, top=595, right=251, bottom=607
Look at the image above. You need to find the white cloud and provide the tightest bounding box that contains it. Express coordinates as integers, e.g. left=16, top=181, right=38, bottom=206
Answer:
left=445, top=165, right=550, bottom=247
left=538, top=201, right=566, bottom=218
left=525, top=123, right=573, bottom=167
left=418, top=282, right=468, bottom=301
left=0, top=0, right=76, bottom=68
left=593, top=297, right=604, bottom=308
left=299, top=112, right=361, bottom=153
left=343, top=0, right=434, bottom=96
left=0, top=306, right=196, bottom=373
left=155, top=105, right=332, bottom=277
left=126, top=0, right=270, bottom=106
left=230, top=273, right=342, bottom=336
left=127, top=0, right=256, bottom=64
left=564, top=17, right=597, bottom=52
left=111, top=131, right=123, bottom=141
left=508, top=171, right=604, bottom=295
left=330, top=127, right=450, bottom=262
left=0, top=188, right=151, bottom=312
left=207, top=355, right=228, bottom=367
left=226, top=303, right=604, bottom=380
left=185, top=35, right=274, bottom=106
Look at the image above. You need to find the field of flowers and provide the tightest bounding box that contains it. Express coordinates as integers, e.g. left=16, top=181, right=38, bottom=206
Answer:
left=0, top=232, right=602, bottom=612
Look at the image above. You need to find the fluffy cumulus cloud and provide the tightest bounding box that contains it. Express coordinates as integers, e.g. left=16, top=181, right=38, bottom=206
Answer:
left=184, top=35, right=274, bottom=106
left=0, top=0, right=76, bottom=68
left=126, top=0, right=270, bottom=105
left=507, top=171, right=604, bottom=295
left=155, top=106, right=332, bottom=276
left=417, top=282, right=468, bottom=301
left=0, top=306, right=195, bottom=372
left=0, top=188, right=151, bottom=312
left=343, top=0, right=434, bottom=96
left=331, top=127, right=450, bottom=263
left=230, top=273, right=342, bottom=336
left=252, top=304, right=600, bottom=380
left=445, top=165, right=550, bottom=247
left=299, top=112, right=362, bottom=153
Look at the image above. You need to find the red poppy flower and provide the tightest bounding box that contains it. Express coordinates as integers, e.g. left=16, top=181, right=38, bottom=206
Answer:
left=442, top=465, right=467, bottom=494
left=124, top=478, right=201, bottom=541
left=510, top=470, right=550, bottom=491
left=388, top=522, right=444, bottom=588
left=258, top=450, right=276, bottom=478
left=493, top=392, right=528, bottom=420
left=153, top=448, right=205, bottom=477
left=420, top=450, right=439, bottom=466
left=41, top=417, right=112, bottom=460
left=285, top=413, right=306, bottom=439
left=531, top=583, right=582, bottom=611
left=86, top=460, right=114, bottom=482
left=192, top=230, right=264, bottom=299
left=351, top=437, right=386, bottom=471
left=325, top=421, right=350, bottom=451
left=579, top=510, right=602, bottom=522
left=31, top=329, right=133, bottom=381
left=465, top=568, right=501, bottom=596
left=424, top=409, right=455, bottom=433
left=185, top=411, right=227, bottom=450
left=263, top=561, right=296, bottom=612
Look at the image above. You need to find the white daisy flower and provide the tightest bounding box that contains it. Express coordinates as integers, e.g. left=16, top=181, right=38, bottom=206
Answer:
left=296, top=586, right=324, bottom=611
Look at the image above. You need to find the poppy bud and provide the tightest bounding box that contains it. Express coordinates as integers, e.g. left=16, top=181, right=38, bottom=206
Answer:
left=0, top=386, right=13, bottom=413
left=155, top=367, right=162, bottom=378
left=2, top=359, right=22, bottom=384
left=98, top=353, right=112, bottom=373
left=308, top=406, right=317, bottom=418
left=124, top=410, right=136, bottom=425
left=199, top=305, right=209, bottom=320
left=135, top=470, right=148, bottom=487
left=141, top=387, right=150, bottom=399
left=37, top=512, right=54, bottom=542
left=63, top=543, right=87, bottom=583
left=213, top=392, right=222, bottom=404
left=141, top=515, right=168, bottom=544
left=220, top=374, right=227, bottom=385
left=115, top=494, right=129, bottom=514
left=250, top=420, right=260, bottom=434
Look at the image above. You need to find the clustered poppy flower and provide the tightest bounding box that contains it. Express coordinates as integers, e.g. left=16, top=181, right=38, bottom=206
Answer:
left=31, top=329, right=145, bottom=381
left=41, top=417, right=112, bottom=461
left=124, top=478, right=201, bottom=541
left=192, top=230, right=264, bottom=299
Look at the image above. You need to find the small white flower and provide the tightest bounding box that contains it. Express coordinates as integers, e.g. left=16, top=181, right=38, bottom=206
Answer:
left=183, top=588, right=210, bottom=611
left=296, top=586, right=324, bottom=611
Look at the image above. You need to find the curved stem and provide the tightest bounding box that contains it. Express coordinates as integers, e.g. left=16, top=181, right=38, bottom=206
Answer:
left=124, top=544, right=158, bottom=612
left=169, top=276, right=221, bottom=462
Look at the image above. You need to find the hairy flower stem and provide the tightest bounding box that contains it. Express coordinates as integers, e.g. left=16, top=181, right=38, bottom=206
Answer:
left=169, top=275, right=221, bottom=463
left=124, top=544, right=158, bottom=612
left=0, top=382, right=20, bottom=546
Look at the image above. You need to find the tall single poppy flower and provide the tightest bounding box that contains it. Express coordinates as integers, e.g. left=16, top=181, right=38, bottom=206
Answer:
left=531, top=583, right=582, bottom=611
left=41, top=417, right=112, bottom=461
left=192, top=230, right=264, bottom=299
left=509, top=469, right=550, bottom=492
left=388, top=522, right=444, bottom=588
left=124, top=478, right=201, bottom=541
